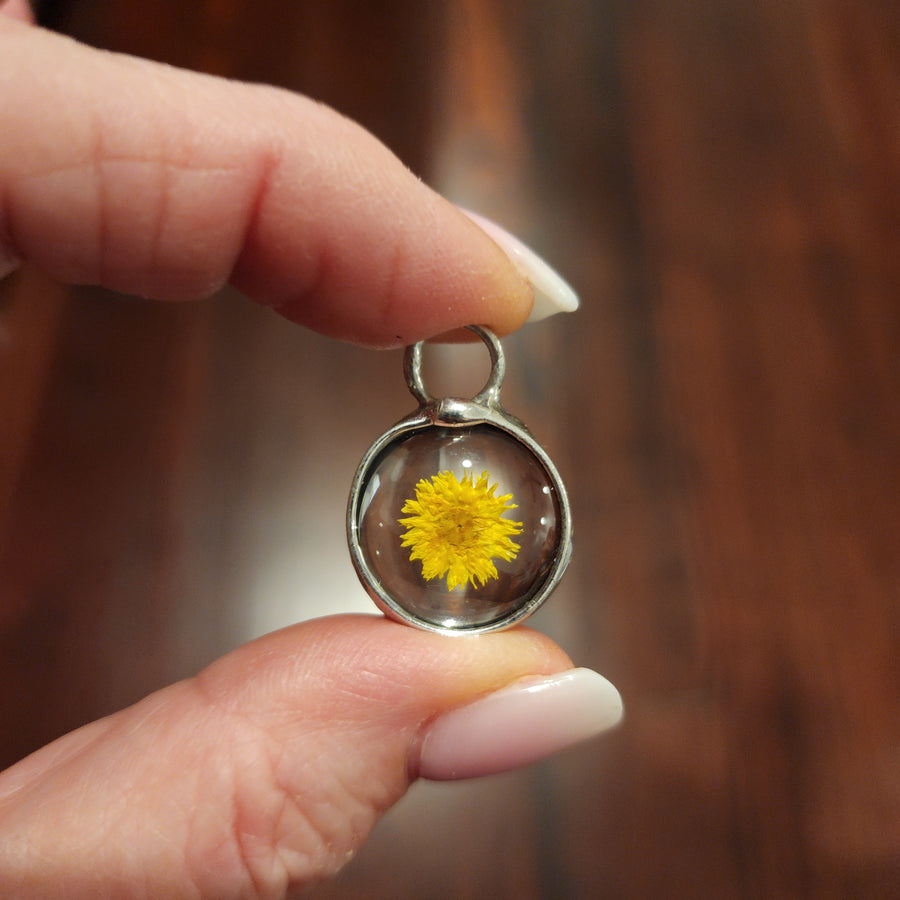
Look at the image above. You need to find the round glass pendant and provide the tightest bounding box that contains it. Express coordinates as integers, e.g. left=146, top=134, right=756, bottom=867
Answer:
left=347, top=326, right=572, bottom=634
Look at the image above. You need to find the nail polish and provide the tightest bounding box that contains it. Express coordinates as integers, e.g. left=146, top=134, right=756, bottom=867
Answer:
left=418, top=668, right=622, bottom=780
left=460, top=209, right=580, bottom=323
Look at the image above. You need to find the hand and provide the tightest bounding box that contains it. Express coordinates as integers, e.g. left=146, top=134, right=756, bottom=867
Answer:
left=0, top=9, right=621, bottom=898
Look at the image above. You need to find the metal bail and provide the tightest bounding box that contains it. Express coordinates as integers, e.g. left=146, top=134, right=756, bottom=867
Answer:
left=404, top=325, right=506, bottom=407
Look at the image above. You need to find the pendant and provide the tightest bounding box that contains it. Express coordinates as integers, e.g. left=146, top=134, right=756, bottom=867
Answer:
left=347, top=326, right=572, bottom=635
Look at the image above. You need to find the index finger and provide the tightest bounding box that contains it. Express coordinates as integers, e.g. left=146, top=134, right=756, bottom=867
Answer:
left=0, top=18, right=534, bottom=347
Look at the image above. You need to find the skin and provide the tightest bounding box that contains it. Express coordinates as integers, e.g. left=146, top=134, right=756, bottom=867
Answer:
left=0, top=6, right=574, bottom=897
left=0, top=618, right=570, bottom=897
left=0, top=12, right=534, bottom=347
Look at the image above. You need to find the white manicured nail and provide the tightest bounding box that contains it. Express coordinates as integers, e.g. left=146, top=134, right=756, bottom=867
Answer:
left=418, top=668, right=622, bottom=780
left=461, top=209, right=580, bottom=322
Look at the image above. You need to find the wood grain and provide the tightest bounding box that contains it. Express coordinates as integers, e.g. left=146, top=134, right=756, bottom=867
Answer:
left=1, top=1, right=898, bottom=896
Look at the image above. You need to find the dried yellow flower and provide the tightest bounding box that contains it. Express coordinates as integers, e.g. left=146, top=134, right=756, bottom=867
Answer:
left=398, top=469, right=523, bottom=590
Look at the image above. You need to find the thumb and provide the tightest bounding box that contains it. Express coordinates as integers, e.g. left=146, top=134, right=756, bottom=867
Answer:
left=0, top=615, right=621, bottom=898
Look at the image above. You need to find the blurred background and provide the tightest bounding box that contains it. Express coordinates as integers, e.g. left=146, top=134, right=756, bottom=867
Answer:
left=1, top=0, right=899, bottom=896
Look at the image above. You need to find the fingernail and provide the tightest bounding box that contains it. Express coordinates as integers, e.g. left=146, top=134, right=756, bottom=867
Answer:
left=460, top=209, right=580, bottom=322
left=418, top=668, right=622, bottom=780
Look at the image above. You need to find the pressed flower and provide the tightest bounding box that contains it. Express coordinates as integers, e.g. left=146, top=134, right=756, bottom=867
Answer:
left=399, top=469, right=523, bottom=590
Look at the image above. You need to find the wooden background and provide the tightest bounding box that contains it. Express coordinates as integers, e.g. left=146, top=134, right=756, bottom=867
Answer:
left=1, top=0, right=898, bottom=896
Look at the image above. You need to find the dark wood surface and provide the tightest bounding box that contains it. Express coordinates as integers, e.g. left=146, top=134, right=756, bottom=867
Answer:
left=2, top=1, right=899, bottom=896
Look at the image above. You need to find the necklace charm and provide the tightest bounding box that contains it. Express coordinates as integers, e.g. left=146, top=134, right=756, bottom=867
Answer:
left=347, top=326, right=572, bottom=634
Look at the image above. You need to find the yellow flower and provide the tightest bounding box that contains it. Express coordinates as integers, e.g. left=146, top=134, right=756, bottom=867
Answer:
left=398, top=469, right=523, bottom=590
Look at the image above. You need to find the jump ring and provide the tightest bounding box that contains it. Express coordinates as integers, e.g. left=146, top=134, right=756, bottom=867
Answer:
left=403, top=325, right=505, bottom=407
